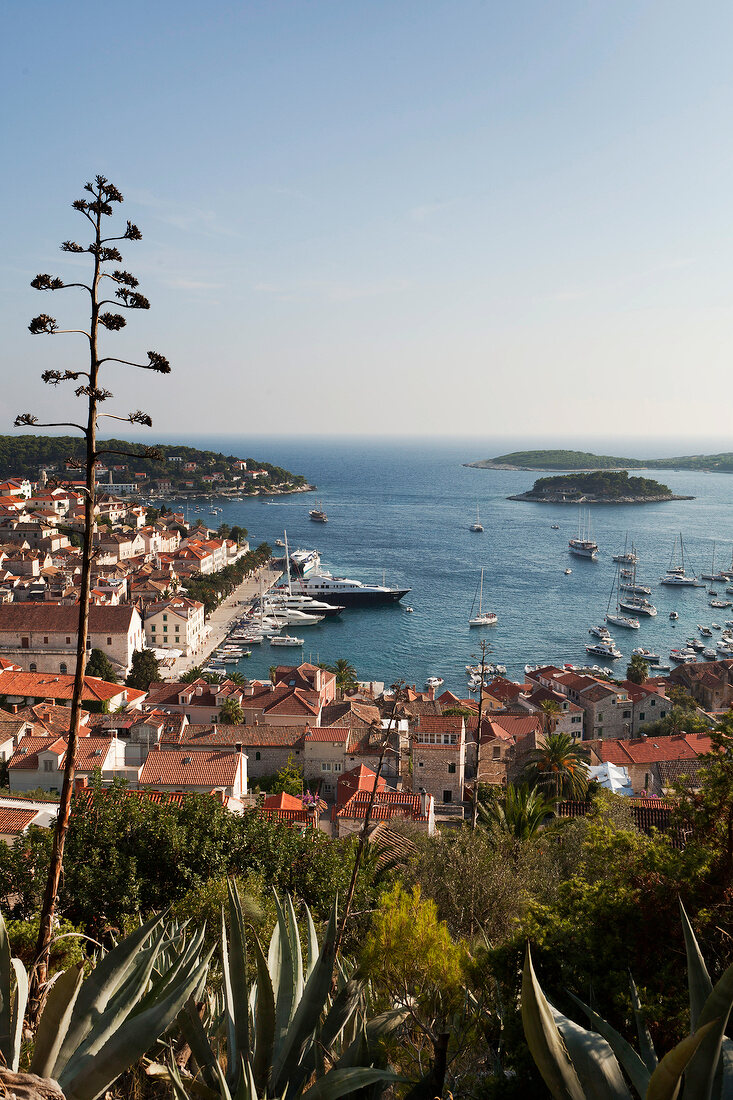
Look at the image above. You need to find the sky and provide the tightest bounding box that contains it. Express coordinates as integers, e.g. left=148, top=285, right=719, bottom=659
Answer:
left=2, top=1, right=733, bottom=443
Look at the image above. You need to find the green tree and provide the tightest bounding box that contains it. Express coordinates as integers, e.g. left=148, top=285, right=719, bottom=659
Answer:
left=329, top=658, right=358, bottom=691
left=16, top=174, right=170, bottom=994
left=85, top=647, right=118, bottom=683
left=271, top=755, right=303, bottom=796
left=627, top=653, right=649, bottom=684
left=126, top=648, right=163, bottom=691
left=522, top=731, right=590, bottom=802
left=219, top=697, right=244, bottom=724
left=538, top=698, right=563, bottom=736
left=485, top=783, right=555, bottom=841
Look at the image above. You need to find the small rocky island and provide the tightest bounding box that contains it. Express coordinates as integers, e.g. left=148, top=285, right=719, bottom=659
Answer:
left=508, top=470, right=694, bottom=504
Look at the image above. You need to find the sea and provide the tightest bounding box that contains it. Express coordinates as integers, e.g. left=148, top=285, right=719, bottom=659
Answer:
left=154, top=435, right=733, bottom=696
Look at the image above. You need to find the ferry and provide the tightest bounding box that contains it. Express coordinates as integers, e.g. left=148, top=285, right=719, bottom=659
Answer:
left=288, top=570, right=410, bottom=607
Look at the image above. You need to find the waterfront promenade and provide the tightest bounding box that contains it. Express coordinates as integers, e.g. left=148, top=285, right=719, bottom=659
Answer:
left=167, top=566, right=283, bottom=679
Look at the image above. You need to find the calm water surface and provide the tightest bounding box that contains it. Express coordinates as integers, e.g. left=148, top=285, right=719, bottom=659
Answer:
left=160, top=437, right=733, bottom=694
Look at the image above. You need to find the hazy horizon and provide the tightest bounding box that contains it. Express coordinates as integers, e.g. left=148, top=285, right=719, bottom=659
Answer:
left=3, top=2, right=733, bottom=439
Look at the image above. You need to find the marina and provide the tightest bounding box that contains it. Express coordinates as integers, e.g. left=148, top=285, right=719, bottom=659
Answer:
left=165, top=436, right=733, bottom=693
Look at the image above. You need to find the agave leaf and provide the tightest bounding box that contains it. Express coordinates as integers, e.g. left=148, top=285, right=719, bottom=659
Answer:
left=304, top=902, right=319, bottom=981
left=227, top=881, right=251, bottom=1063
left=713, top=1037, right=733, bottom=1100
left=300, top=980, right=363, bottom=1080
left=59, top=933, right=164, bottom=1079
left=334, top=1008, right=410, bottom=1070
left=177, top=996, right=221, bottom=1094
left=55, top=910, right=165, bottom=1073
left=567, top=991, right=651, bottom=1097
left=548, top=1002, right=633, bottom=1100
left=300, top=1067, right=401, bottom=1100
left=221, top=907, right=239, bottom=1089
left=0, top=910, right=11, bottom=1066
left=271, top=901, right=338, bottom=1097
left=286, top=893, right=304, bottom=1017
left=31, top=962, right=85, bottom=1078
left=135, top=922, right=208, bottom=1016
left=10, top=957, right=28, bottom=1072
left=272, top=893, right=295, bottom=1049
left=267, top=916, right=281, bottom=990
left=233, top=1055, right=258, bottom=1100
left=682, top=959, right=733, bottom=1100
left=521, top=945, right=585, bottom=1100
left=61, top=951, right=212, bottom=1100
left=252, top=933, right=276, bottom=1094
left=167, top=1056, right=191, bottom=1100
left=630, top=977, right=657, bottom=1075
left=647, top=1020, right=716, bottom=1100
left=679, top=900, right=713, bottom=1032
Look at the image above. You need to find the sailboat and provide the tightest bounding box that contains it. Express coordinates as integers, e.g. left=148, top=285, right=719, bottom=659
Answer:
left=612, top=534, right=637, bottom=565
left=659, top=534, right=703, bottom=586
left=469, top=568, right=497, bottom=626
left=569, top=508, right=598, bottom=559
left=619, top=552, right=657, bottom=616
left=605, top=563, right=641, bottom=629
left=470, top=503, right=484, bottom=532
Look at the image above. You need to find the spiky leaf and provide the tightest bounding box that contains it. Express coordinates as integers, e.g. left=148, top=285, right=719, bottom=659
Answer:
left=521, top=945, right=585, bottom=1100
left=647, top=1020, right=716, bottom=1100
left=567, top=991, right=651, bottom=1097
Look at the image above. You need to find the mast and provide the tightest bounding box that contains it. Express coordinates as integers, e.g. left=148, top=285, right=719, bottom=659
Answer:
left=479, top=568, right=484, bottom=615
left=284, top=529, right=292, bottom=595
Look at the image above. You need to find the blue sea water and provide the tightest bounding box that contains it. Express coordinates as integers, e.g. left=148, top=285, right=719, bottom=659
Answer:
left=157, top=436, right=733, bottom=695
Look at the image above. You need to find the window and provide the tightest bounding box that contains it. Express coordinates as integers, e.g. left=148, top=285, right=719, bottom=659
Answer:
left=597, top=727, right=603, bottom=736
left=333, top=762, right=342, bottom=772
left=660, top=710, right=667, bottom=718
left=60, top=663, right=67, bottom=674
left=43, top=760, right=53, bottom=772
left=211, top=715, right=217, bottom=723
left=418, top=761, right=424, bottom=767
left=639, top=712, right=645, bottom=721
left=43, top=636, right=49, bottom=644
left=163, top=614, right=167, bottom=621
left=21, top=637, right=29, bottom=649
left=29, top=663, right=37, bottom=672
left=447, top=762, right=456, bottom=774
left=107, top=636, right=112, bottom=646
left=255, top=751, right=261, bottom=761
left=623, top=710, right=631, bottom=719
left=443, top=790, right=453, bottom=803
left=571, top=715, right=581, bottom=724
left=650, top=699, right=656, bottom=706
left=493, top=746, right=501, bottom=759
left=321, top=763, right=331, bottom=772
left=66, top=637, right=71, bottom=644
left=597, top=712, right=603, bottom=721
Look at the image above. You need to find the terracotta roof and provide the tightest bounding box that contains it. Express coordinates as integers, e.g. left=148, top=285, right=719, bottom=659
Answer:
left=588, top=733, right=714, bottom=765
left=8, top=734, right=114, bottom=771
left=0, top=806, right=39, bottom=833
left=0, top=604, right=138, bottom=632
left=14, top=703, right=91, bottom=736
left=170, top=724, right=304, bottom=748
left=139, top=747, right=243, bottom=787
left=417, top=716, right=464, bottom=733
left=484, top=714, right=543, bottom=744
left=0, top=669, right=143, bottom=705
left=304, top=726, right=351, bottom=743
left=485, top=678, right=526, bottom=702
left=321, top=701, right=380, bottom=727
left=336, top=789, right=431, bottom=822
left=262, top=791, right=304, bottom=810
left=74, top=789, right=188, bottom=810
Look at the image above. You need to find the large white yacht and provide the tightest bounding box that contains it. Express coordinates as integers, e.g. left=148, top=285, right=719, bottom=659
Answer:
left=660, top=535, right=703, bottom=586
left=569, top=508, right=599, bottom=559
left=619, top=595, right=657, bottom=617
left=289, top=571, right=410, bottom=607
left=586, top=639, right=622, bottom=659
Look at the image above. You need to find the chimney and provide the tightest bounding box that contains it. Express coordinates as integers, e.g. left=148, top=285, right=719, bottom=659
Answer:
left=74, top=776, right=88, bottom=791
left=211, top=723, right=217, bottom=737
left=427, top=686, right=435, bottom=701
left=244, top=683, right=255, bottom=696
left=195, top=685, right=203, bottom=696
left=418, top=787, right=428, bottom=817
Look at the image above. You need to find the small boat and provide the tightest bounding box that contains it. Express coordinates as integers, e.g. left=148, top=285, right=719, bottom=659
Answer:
left=269, top=635, right=305, bottom=647
left=685, top=637, right=704, bottom=651
left=632, top=647, right=661, bottom=664
left=470, top=503, right=484, bottom=533
left=404, top=606, right=414, bottom=613
left=586, top=640, right=622, bottom=659
left=565, top=568, right=572, bottom=575
left=551, top=524, right=560, bottom=530
left=710, top=598, right=732, bottom=609
left=712, top=622, right=722, bottom=630
left=670, top=611, right=679, bottom=620
left=425, top=676, right=444, bottom=690
left=619, top=596, right=657, bottom=617
left=309, top=502, right=328, bottom=523
left=469, top=568, right=497, bottom=627
left=698, top=625, right=713, bottom=637
left=589, top=625, right=612, bottom=639
left=275, top=538, right=285, bottom=547
left=495, top=664, right=507, bottom=675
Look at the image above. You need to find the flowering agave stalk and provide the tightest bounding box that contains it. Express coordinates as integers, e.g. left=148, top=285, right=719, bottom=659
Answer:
left=16, top=175, right=171, bottom=1002
left=522, top=900, right=733, bottom=1099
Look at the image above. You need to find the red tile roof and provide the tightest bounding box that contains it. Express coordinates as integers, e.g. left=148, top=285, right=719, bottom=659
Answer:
left=336, top=789, right=430, bottom=822
left=0, top=669, right=143, bottom=704
left=417, top=716, right=464, bottom=733
left=0, top=604, right=138, bottom=632
left=304, top=727, right=351, bottom=743
left=139, top=747, right=243, bottom=788
left=262, top=791, right=303, bottom=810
left=0, top=806, right=38, bottom=834
left=8, top=735, right=114, bottom=771
left=588, top=732, right=714, bottom=765
left=484, top=714, right=543, bottom=744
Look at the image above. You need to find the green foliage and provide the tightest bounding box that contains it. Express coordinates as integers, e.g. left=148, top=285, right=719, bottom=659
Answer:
left=7, top=915, right=86, bottom=974
left=125, top=648, right=162, bottom=690
left=483, top=784, right=555, bottom=841
left=488, top=449, right=733, bottom=473
left=529, top=469, right=673, bottom=500
left=256, top=755, right=304, bottom=797
left=327, top=658, right=358, bottom=691
left=219, top=697, right=244, bottom=724
left=442, top=706, right=475, bottom=717
left=522, top=732, right=590, bottom=800
left=84, top=648, right=118, bottom=683
left=627, top=654, right=649, bottom=685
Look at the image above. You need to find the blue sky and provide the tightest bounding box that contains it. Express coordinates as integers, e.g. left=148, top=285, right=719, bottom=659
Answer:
left=3, top=1, right=733, bottom=440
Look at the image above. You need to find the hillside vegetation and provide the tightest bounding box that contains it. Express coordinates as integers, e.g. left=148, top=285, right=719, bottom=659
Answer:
left=473, top=448, right=733, bottom=471
left=530, top=469, right=672, bottom=499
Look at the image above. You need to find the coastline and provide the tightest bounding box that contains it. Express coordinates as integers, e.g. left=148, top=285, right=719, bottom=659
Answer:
left=506, top=492, right=695, bottom=504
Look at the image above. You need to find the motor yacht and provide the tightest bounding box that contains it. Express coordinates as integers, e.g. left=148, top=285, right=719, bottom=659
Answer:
left=585, top=640, right=622, bottom=659
left=632, top=647, right=661, bottom=664
left=425, top=676, right=444, bottom=690
left=269, top=635, right=305, bottom=647
left=589, top=625, right=612, bottom=639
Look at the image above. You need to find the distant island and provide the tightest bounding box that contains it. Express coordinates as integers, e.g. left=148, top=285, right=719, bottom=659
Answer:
left=508, top=470, right=693, bottom=504
left=1, top=435, right=312, bottom=498
left=465, top=448, right=733, bottom=472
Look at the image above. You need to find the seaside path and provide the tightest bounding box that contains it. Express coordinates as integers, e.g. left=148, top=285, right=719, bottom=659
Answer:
left=167, top=566, right=283, bottom=679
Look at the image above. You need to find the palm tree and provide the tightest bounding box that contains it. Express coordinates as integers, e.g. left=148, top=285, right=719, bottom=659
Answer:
left=219, top=698, right=244, bottom=725
left=485, top=784, right=555, bottom=841
left=538, top=698, right=562, bottom=737
left=521, top=731, right=590, bottom=802
left=329, top=658, right=358, bottom=692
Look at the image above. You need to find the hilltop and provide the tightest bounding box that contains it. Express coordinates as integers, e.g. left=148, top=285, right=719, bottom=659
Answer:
left=508, top=469, right=693, bottom=504
left=465, top=448, right=733, bottom=472
left=0, top=435, right=311, bottom=496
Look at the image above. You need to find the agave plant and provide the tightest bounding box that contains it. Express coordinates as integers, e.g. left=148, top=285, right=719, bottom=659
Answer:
left=168, top=883, right=402, bottom=1100
left=0, top=910, right=211, bottom=1100
left=522, top=899, right=733, bottom=1100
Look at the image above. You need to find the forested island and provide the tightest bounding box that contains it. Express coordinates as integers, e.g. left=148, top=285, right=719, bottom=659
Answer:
left=508, top=469, right=693, bottom=504
left=0, top=435, right=311, bottom=496
left=466, top=448, right=733, bottom=471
